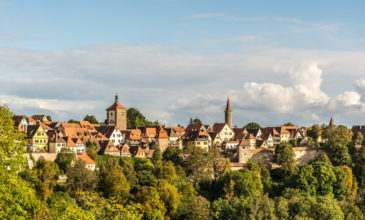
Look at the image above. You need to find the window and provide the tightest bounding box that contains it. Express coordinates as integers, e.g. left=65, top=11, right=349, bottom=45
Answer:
left=229, top=132, right=232, bottom=135
left=113, top=134, right=115, bottom=137
left=197, top=142, right=200, bottom=145
left=225, top=132, right=228, bottom=135
left=204, top=142, right=207, bottom=145
left=35, top=140, right=39, bottom=143
left=37, top=132, right=41, bottom=136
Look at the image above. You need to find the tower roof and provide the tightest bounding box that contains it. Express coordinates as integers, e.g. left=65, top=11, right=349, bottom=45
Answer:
left=329, top=117, right=334, bottom=126
left=225, top=98, right=232, bottom=112
left=106, top=94, right=126, bottom=111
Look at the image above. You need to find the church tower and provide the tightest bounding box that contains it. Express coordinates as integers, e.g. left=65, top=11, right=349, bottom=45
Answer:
left=106, top=94, right=127, bottom=130
left=225, top=98, right=232, bottom=129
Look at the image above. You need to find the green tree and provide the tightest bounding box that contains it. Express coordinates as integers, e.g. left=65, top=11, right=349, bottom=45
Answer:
left=0, top=171, right=47, bottom=219
left=83, top=114, right=99, bottom=124
left=294, top=165, right=317, bottom=196
left=55, top=147, right=76, bottom=174
left=218, top=168, right=263, bottom=198
left=244, top=122, right=261, bottom=129
left=191, top=118, right=203, bottom=124
left=68, top=119, right=79, bottom=123
left=324, top=125, right=352, bottom=166
left=86, top=139, right=97, bottom=160
left=152, top=147, right=162, bottom=165
left=36, top=160, right=56, bottom=201
left=98, top=158, right=130, bottom=201
left=162, top=147, right=183, bottom=166
left=0, top=105, right=26, bottom=172
left=48, top=192, right=95, bottom=219
left=314, top=152, right=332, bottom=165
left=312, top=162, right=336, bottom=196
left=185, top=196, right=211, bottom=220
left=283, top=122, right=294, bottom=126
left=274, top=143, right=298, bottom=177
left=182, top=146, right=212, bottom=184
left=127, top=108, right=147, bottom=128
left=66, top=159, right=98, bottom=196
left=155, top=180, right=182, bottom=218
left=307, top=124, right=322, bottom=141
left=210, top=146, right=230, bottom=181
left=46, top=115, right=52, bottom=122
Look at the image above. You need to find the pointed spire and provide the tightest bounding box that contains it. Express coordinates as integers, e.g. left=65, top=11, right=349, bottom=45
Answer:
left=225, top=98, right=232, bottom=112
left=329, top=117, right=334, bottom=126
left=115, top=93, right=119, bottom=103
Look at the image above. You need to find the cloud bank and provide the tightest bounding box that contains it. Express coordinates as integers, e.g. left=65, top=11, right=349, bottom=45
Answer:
left=1, top=44, right=365, bottom=126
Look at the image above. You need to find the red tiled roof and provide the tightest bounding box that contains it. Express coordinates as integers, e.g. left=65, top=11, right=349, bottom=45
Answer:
left=78, top=154, right=95, bottom=164
left=225, top=98, right=232, bottom=112
left=106, top=101, right=126, bottom=110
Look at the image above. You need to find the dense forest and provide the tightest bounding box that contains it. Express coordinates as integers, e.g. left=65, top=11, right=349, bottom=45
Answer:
left=0, top=105, right=365, bottom=219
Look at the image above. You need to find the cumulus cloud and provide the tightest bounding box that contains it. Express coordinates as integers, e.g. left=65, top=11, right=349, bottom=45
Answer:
left=1, top=43, right=365, bottom=126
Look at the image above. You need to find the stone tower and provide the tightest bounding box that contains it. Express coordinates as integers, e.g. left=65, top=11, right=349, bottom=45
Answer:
left=329, top=117, right=335, bottom=127
left=225, top=98, right=232, bottom=129
left=106, top=94, right=127, bottom=130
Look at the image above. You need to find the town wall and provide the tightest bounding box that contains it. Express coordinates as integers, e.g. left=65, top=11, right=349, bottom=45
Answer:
left=238, top=146, right=325, bottom=167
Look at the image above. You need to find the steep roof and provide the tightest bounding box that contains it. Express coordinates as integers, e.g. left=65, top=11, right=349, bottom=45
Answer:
left=158, top=127, right=169, bottom=138
left=97, top=125, right=117, bottom=138
left=106, top=101, right=126, bottom=111
left=239, top=138, right=249, bottom=147
left=329, top=117, right=335, bottom=126
left=77, top=154, right=95, bottom=165
left=212, top=123, right=226, bottom=133
left=225, top=98, right=232, bottom=112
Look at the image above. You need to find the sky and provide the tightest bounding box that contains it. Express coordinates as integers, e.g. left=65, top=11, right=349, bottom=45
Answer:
left=1, top=0, right=365, bottom=127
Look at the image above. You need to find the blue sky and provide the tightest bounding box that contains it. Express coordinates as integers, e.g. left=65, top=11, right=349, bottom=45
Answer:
left=1, top=0, right=365, bottom=127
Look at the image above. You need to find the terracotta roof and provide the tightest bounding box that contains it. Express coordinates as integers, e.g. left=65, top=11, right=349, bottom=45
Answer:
left=246, top=133, right=255, bottom=139
left=106, top=101, right=126, bottom=111
left=329, top=117, right=334, bottom=126
left=77, top=154, right=95, bottom=165
left=39, top=121, right=53, bottom=131
left=158, top=127, right=169, bottom=138
left=66, top=137, right=76, bottom=147
left=225, top=98, right=232, bottom=112
left=28, top=118, right=36, bottom=123
left=239, top=138, right=249, bottom=147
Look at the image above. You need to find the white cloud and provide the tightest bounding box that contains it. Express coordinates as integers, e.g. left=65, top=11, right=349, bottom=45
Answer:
left=2, top=43, right=365, bottom=126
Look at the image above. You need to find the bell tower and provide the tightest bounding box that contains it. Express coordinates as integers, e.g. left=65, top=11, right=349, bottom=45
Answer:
left=225, top=98, right=232, bottom=129
left=106, top=94, right=127, bottom=130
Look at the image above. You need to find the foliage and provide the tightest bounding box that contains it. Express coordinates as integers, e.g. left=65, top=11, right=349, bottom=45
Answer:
left=68, top=119, right=79, bottom=123
left=184, top=196, right=211, bottom=220
left=83, top=114, right=99, bottom=124
left=0, top=171, right=47, bottom=219
left=98, top=158, right=130, bottom=201
left=189, top=117, right=203, bottom=125
left=86, top=139, right=97, bottom=160
left=55, top=147, right=76, bottom=174
left=35, top=160, right=56, bottom=201
left=244, top=122, right=261, bottom=129
left=324, top=125, right=353, bottom=166
left=66, top=159, right=98, bottom=196
left=162, top=147, right=183, bottom=165
left=46, top=115, right=52, bottom=122
left=127, top=107, right=159, bottom=128
left=274, top=143, right=298, bottom=177
left=283, top=122, right=294, bottom=126
left=182, top=146, right=212, bottom=184
left=48, top=192, right=94, bottom=219
left=0, top=105, right=26, bottom=172
left=307, top=124, right=322, bottom=141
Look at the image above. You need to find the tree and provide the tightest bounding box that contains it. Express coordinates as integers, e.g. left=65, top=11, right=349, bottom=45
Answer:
left=312, top=162, right=336, bottom=196
left=83, top=114, right=99, bottom=124
left=98, top=158, right=130, bottom=201
left=86, top=139, right=97, bottom=160
left=127, top=108, right=146, bottom=128
left=274, top=143, right=298, bottom=177
left=182, top=146, right=212, bottom=184
left=210, top=146, right=230, bottom=180
left=185, top=196, right=211, bottom=220
left=68, top=119, right=79, bottom=123
left=162, top=147, right=182, bottom=166
left=66, top=159, right=98, bottom=196
left=46, top=115, right=52, bottom=122
left=283, top=122, right=294, bottom=126
left=152, top=147, right=162, bottom=165
left=244, top=122, right=261, bottom=129
left=0, top=105, right=26, bottom=172
left=48, top=192, right=94, bottom=219
left=155, top=180, right=182, bottom=218
left=218, top=168, right=263, bottom=198
left=313, top=152, right=332, bottom=165
left=191, top=118, right=203, bottom=124
left=307, top=124, right=322, bottom=142
left=35, top=160, right=56, bottom=201
left=55, top=147, right=76, bottom=174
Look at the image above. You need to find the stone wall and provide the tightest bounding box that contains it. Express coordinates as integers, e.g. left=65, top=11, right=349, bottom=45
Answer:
left=238, top=146, right=324, bottom=167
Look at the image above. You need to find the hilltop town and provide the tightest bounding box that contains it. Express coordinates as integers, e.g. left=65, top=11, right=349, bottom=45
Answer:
left=12, top=94, right=363, bottom=169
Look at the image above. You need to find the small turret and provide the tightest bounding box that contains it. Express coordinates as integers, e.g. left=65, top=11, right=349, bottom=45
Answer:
left=225, top=98, right=232, bottom=129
